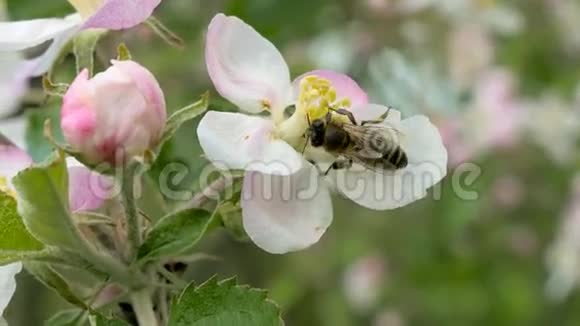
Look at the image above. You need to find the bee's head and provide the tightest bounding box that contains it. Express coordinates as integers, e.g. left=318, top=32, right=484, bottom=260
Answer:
left=309, top=119, right=326, bottom=147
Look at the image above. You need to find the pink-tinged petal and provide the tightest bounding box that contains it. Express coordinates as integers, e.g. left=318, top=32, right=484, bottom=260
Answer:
left=293, top=69, right=369, bottom=107
left=197, top=111, right=303, bottom=175
left=0, top=263, right=21, bottom=316
left=110, top=60, right=166, bottom=124
left=67, top=166, right=112, bottom=212
left=241, top=167, right=333, bottom=254
left=62, top=62, right=165, bottom=165
left=205, top=14, right=292, bottom=114
left=81, top=0, right=162, bottom=30
left=61, top=69, right=99, bottom=161
left=0, top=15, right=81, bottom=51
left=336, top=115, right=447, bottom=210
left=0, top=143, right=32, bottom=181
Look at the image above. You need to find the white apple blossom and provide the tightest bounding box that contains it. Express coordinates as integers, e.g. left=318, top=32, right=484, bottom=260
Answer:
left=343, top=255, right=386, bottom=311
left=396, top=0, right=524, bottom=35
left=198, top=14, right=447, bottom=254
left=525, top=94, right=580, bottom=166
left=0, top=0, right=161, bottom=77
left=546, top=175, right=580, bottom=301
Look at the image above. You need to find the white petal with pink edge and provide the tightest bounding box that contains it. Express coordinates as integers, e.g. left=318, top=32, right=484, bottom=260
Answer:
left=293, top=69, right=369, bottom=107
left=197, top=111, right=303, bottom=175
left=0, top=263, right=21, bottom=316
left=241, top=167, right=333, bottom=254
left=0, top=14, right=81, bottom=51
left=336, top=114, right=447, bottom=210
left=67, top=164, right=112, bottom=213
left=205, top=14, right=292, bottom=114
left=81, top=0, right=162, bottom=30
left=0, top=143, right=32, bottom=182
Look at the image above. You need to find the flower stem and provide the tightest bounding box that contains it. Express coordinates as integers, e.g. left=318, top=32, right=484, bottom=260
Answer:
left=122, top=161, right=142, bottom=261
left=130, top=288, right=158, bottom=326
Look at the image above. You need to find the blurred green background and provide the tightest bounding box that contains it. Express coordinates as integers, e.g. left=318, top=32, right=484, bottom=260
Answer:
left=3, top=0, right=580, bottom=325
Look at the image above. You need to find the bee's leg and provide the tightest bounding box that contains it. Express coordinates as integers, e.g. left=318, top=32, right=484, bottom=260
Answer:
left=308, top=160, right=324, bottom=175
left=302, top=114, right=313, bottom=155
left=361, top=106, right=395, bottom=126
left=323, top=159, right=353, bottom=176
left=301, top=133, right=310, bottom=155
left=330, top=108, right=358, bottom=125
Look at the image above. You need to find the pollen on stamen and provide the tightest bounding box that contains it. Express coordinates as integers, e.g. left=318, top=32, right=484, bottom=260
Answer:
left=261, top=99, right=272, bottom=110
left=297, top=75, right=354, bottom=121
left=0, top=176, right=16, bottom=198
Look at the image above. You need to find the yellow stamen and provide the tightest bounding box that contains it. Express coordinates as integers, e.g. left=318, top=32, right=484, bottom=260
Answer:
left=67, top=0, right=102, bottom=19
left=277, top=75, right=355, bottom=147
left=297, top=75, right=353, bottom=122
left=0, top=176, right=16, bottom=198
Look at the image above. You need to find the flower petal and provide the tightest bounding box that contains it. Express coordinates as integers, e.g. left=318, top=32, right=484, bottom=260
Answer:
left=67, top=165, right=112, bottom=212
left=0, top=116, right=28, bottom=149
left=336, top=114, right=447, bottom=210
left=0, top=142, right=32, bottom=181
left=0, top=53, right=30, bottom=117
left=205, top=14, right=292, bottom=114
left=241, top=167, right=333, bottom=254
left=110, top=60, right=166, bottom=123
left=81, top=0, right=162, bottom=30
left=293, top=69, right=369, bottom=107
left=0, top=263, right=21, bottom=316
left=0, top=14, right=81, bottom=51
left=25, top=20, right=80, bottom=77
left=197, top=111, right=303, bottom=175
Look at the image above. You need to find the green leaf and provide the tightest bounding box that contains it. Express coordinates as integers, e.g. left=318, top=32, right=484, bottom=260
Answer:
left=169, top=277, right=283, bottom=326
left=145, top=16, right=184, bottom=48
left=73, top=29, right=107, bottom=76
left=42, top=75, right=69, bottom=98
left=45, top=309, right=85, bottom=326
left=217, top=201, right=249, bottom=242
left=138, top=208, right=215, bottom=262
left=12, top=153, right=85, bottom=251
left=88, top=314, right=131, bottom=326
left=158, top=92, right=209, bottom=151
left=116, top=43, right=132, bottom=61
left=26, top=104, right=64, bottom=162
left=0, top=191, right=44, bottom=252
left=25, top=262, right=87, bottom=309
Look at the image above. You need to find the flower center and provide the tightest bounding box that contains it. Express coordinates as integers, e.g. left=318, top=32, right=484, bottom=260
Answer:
left=68, top=0, right=102, bottom=19
left=297, top=76, right=352, bottom=121
left=0, top=176, right=16, bottom=198
left=277, top=75, right=352, bottom=147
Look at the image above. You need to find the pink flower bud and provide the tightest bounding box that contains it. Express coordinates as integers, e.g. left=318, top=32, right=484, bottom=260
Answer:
left=61, top=60, right=166, bottom=165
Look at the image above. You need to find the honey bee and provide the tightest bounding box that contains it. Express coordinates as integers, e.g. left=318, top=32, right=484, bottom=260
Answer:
left=305, top=107, right=408, bottom=174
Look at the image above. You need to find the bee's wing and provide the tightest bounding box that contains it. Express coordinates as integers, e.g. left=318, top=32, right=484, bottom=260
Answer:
left=340, top=123, right=402, bottom=159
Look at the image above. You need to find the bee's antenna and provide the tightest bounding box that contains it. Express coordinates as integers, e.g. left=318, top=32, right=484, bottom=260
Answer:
left=302, top=114, right=311, bottom=155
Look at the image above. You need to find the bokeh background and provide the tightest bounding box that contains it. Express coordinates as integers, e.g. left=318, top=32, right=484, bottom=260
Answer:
left=2, top=0, right=580, bottom=325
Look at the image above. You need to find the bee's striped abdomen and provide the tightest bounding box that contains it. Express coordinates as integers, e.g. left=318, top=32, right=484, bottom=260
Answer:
left=382, top=146, right=408, bottom=169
